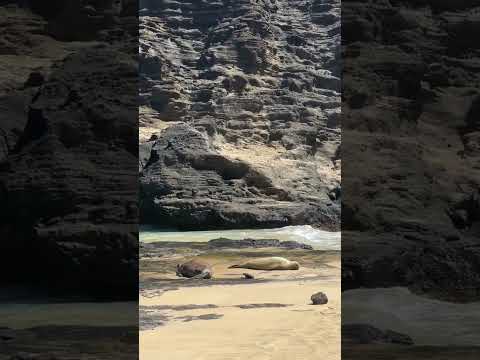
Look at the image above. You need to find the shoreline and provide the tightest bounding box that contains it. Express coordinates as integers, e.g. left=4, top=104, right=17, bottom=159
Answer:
left=140, top=223, right=341, bottom=233
left=140, top=239, right=340, bottom=360
left=140, top=225, right=341, bottom=251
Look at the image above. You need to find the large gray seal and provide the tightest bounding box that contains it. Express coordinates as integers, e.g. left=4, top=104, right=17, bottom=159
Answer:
left=176, top=259, right=213, bottom=279
left=229, top=257, right=300, bottom=271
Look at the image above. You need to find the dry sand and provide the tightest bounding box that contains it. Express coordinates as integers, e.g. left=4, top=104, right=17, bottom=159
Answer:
left=140, top=253, right=340, bottom=360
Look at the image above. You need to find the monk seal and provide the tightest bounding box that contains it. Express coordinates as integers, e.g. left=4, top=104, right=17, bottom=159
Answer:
left=176, top=259, right=212, bottom=279
left=229, top=257, right=300, bottom=271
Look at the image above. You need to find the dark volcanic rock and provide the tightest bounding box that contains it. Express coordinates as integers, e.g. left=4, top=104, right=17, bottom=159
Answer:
left=311, top=291, right=328, bottom=305
left=0, top=48, right=138, bottom=297
left=0, top=4, right=138, bottom=298
left=139, top=0, right=341, bottom=231
left=140, top=123, right=338, bottom=229
left=208, top=237, right=313, bottom=250
left=281, top=240, right=315, bottom=250
left=342, top=0, right=480, bottom=301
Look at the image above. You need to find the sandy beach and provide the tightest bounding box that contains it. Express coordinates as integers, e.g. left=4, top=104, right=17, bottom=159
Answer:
left=140, top=243, right=340, bottom=360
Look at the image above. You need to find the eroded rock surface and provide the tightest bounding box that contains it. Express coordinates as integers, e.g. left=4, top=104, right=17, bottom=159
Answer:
left=0, top=3, right=138, bottom=298
left=139, top=0, right=341, bottom=230
left=342, top=0, right=480, bottom=301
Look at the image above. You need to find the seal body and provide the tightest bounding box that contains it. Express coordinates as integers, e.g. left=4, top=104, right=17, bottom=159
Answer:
left=229, top=257, right=300, bottom=271
left=176, top=259, right=212, bottom=279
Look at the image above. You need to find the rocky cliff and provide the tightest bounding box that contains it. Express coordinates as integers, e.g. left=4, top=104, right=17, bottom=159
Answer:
left=0, top=1, right=138, bottom=298
left=139, top=0, right=341, bottom=230
left=342, top=0, right=480, bottom=302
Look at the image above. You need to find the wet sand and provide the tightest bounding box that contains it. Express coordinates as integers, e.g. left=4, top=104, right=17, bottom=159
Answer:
left=140, top=244, right=340, bottom=360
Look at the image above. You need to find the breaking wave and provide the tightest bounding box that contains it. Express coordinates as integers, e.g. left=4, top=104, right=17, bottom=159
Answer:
left=140, top=225, right=340, bottom=250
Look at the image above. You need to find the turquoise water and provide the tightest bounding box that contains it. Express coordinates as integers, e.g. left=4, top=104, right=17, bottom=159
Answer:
left=140, top=225, right=340, bottom=251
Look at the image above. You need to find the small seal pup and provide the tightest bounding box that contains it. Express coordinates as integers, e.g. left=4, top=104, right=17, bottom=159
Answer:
left=176, top=259, right=212, bottom=279
left=229, top=257, right=300, bottom=271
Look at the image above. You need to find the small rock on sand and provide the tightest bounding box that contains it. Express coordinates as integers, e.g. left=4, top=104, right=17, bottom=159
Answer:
left=311, top=292, right=328, bottom=305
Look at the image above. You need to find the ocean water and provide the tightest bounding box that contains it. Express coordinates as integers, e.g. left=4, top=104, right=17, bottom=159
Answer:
left=343, top=287, right=480, bottom=346
left=140, top=225, right=340, bottom=251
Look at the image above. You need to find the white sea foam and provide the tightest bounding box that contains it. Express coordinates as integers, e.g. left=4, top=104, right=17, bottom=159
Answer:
left=140, top=225, right=340, bottom=250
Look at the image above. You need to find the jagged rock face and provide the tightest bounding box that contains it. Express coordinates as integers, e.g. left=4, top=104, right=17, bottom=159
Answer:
left=139, top=0, right=341, bottom=230
left=342, top=0, right=480, bottom=301
left=0, top=4, right=138, bottom=298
